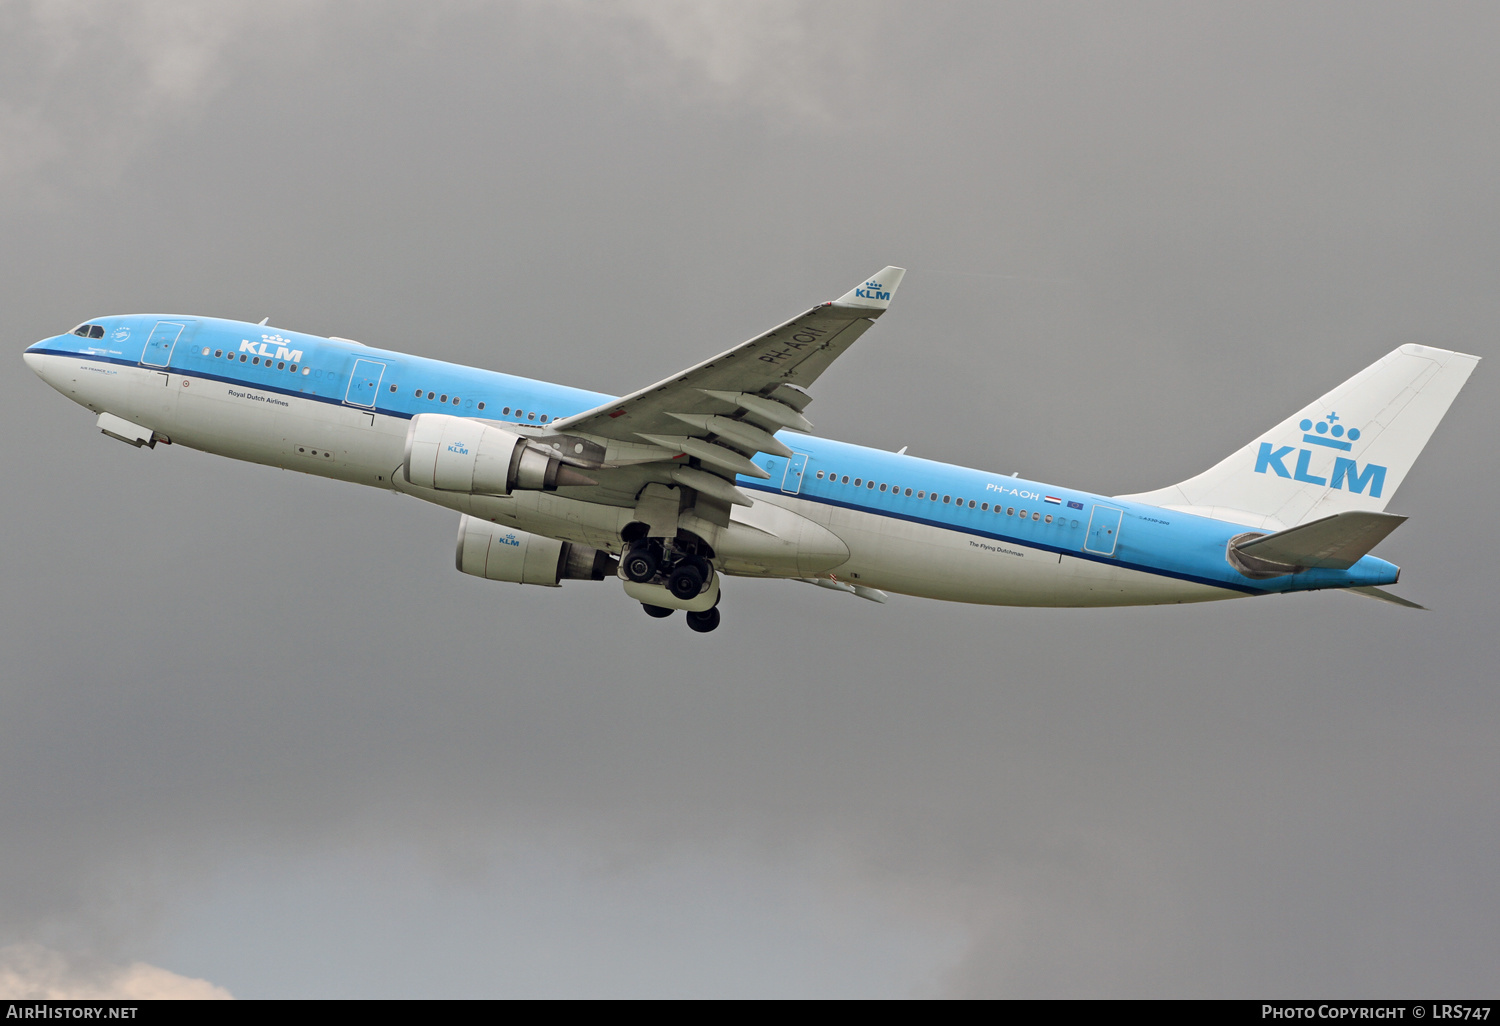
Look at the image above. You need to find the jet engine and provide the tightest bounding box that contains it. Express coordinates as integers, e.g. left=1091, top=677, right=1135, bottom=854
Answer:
left=403, top=413, right=595, bottom=494
left=455, top=515, right=614, bottom=587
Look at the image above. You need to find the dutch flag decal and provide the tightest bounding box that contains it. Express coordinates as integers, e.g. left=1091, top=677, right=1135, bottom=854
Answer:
left=1044, top=495, right=1062, bottom=505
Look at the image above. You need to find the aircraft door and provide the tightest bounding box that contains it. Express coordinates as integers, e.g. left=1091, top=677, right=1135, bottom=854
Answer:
left=344, top=358, right=386, bottom=407
left=1084, top=505, right=1123, bottom=556
left=781, top=452, right=808, bottom=495
left=140, top=321, right=187, bottom=367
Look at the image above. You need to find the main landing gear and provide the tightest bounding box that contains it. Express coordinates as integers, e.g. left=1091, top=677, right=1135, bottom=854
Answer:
left=639, top=602, right=721, bottom=632
left=685, top=607, right=720, bottom=633
left=623, top=539, right=661, bottom=583
left=625, top=536, right=721, bottom=634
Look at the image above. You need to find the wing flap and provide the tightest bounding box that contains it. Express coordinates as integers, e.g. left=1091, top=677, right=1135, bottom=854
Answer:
left=635, top=433, right=772, bottom=480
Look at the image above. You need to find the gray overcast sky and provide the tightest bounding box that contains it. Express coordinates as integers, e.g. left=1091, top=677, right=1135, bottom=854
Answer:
left=2, top=0, right=1497, bottom=998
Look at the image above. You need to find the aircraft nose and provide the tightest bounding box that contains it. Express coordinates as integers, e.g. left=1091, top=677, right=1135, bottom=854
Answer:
left=24, top=338, right=62, bottom=386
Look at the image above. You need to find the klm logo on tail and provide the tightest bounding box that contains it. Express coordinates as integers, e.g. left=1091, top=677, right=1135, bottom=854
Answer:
left=854, top=281, right=892, bottom=301
left=1253, top=412, right=1387, bottom=497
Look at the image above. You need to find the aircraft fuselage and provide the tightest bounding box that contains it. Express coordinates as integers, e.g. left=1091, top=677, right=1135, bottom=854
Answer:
left=24, top=314, right=1403, bottom=611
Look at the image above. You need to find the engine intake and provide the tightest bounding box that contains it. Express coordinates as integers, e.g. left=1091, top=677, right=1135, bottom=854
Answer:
left=403, top=413, right=594, bottom=494
left=456, top=515, right=615, bottom=587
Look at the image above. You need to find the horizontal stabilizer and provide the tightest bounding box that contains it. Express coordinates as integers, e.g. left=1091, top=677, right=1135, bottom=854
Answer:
left=1346, top=585, right=1426, bottom=610
left=1236, top=510, right=1406, bottom=570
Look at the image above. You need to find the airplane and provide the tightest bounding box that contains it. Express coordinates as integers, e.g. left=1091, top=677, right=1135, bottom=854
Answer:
left=23, top=267, right=1478, bottom=633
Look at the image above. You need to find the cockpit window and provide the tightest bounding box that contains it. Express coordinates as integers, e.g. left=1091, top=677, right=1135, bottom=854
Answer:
left=72, top=324, right=105, bottom=338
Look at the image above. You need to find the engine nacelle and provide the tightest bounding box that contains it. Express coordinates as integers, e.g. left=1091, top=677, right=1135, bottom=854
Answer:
left=455, top=515, right=614, bottom=587
left=404, top=413, right=592, bottom=494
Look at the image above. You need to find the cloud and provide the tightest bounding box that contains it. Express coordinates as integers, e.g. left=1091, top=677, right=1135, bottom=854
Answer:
left=0, top=944, right=231, bottom=1000
left=539, top=0, right=882, bottom=123
left=0, top=0, right=310, bottom=194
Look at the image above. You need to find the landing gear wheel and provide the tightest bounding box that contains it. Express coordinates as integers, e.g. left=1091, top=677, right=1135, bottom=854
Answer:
left=622, top=541, right=659, bottom=583
left=642, top=604, right=674, bottom=619
left=685, top=607, right=721, bottom=633
left=667, top=564, right=705, bottom=601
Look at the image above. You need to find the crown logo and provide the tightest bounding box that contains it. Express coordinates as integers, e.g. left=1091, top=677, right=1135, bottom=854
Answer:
left=1300, top=412, right=1361, bottom=451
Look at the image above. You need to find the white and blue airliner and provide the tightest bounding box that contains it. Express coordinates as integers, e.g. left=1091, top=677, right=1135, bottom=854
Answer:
left=24, top=267, right=1478, bottom=632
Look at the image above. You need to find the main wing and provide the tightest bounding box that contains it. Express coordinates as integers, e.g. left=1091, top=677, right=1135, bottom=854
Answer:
left=550, top=266, right=905, bottom=489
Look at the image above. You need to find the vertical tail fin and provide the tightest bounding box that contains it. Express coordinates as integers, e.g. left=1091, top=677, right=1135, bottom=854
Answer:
left=1119, top=344, right=1479, bottom=528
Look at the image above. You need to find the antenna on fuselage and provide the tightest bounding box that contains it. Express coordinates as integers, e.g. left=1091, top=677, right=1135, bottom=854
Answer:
left=257, top=317, right=269, bottom=325
left=896, top=446, right=908, bottom=455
